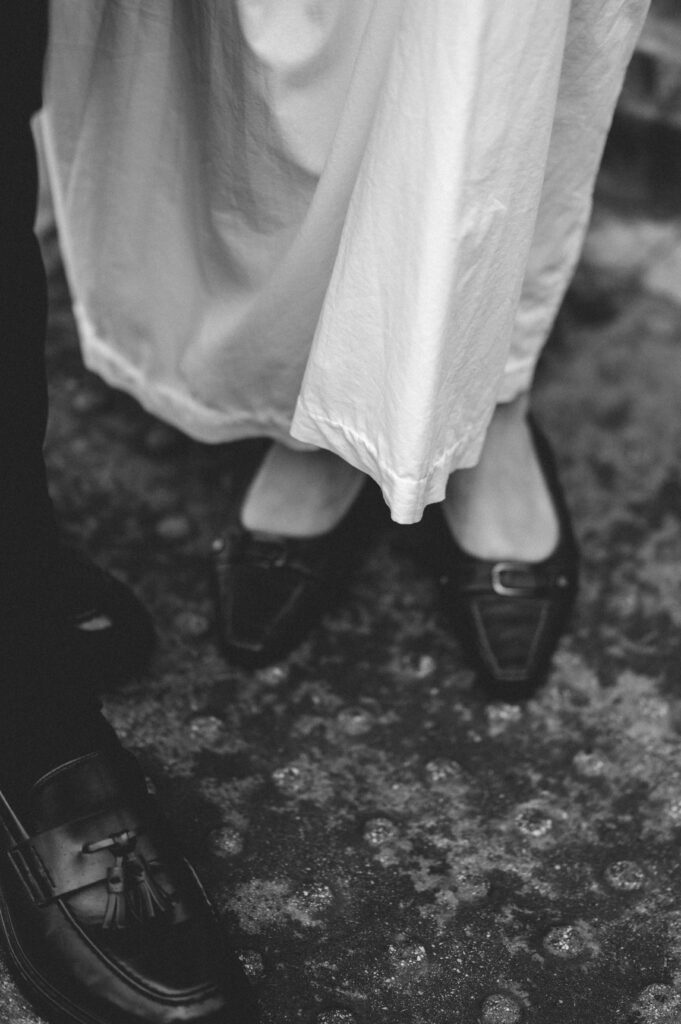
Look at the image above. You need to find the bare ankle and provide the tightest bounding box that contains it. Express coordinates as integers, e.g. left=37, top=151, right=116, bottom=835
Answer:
left=444, top=402, right=559, bottom=561
left=240, top=444, right=364, bottom=537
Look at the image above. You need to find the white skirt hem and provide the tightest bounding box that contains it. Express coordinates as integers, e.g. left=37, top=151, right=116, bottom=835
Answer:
left=75, top=298, right=537, bottom=523
left=291, top=400, right=488, bottom=525
left=75, top=304, right=313, bottom=451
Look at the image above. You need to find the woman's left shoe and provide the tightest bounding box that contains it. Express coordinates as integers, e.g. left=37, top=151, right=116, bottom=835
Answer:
left=211, top=479, right=383, bottom=668
left=420, top=420, right=579, bottom=701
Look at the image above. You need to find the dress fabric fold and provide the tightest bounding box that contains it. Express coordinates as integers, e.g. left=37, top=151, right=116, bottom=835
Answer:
left=41, top=0, right=650, bottom=522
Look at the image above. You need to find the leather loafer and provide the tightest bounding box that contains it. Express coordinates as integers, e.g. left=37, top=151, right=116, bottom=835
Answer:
left=48, top=545, right=155, bottom=686
left=419, top=419, right=578, bottom=701
left=211, top=478, right=383, bottom=667
left=0, top=749, right=257, bottom=1023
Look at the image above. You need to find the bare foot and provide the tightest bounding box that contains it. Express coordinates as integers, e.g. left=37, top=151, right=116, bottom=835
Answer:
left=443, top=394, right=560, bottom=562
left=240, top=443, right=365, bottom=537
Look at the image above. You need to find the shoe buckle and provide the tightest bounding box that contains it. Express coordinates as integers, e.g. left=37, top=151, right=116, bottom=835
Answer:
left=491, top=562, right=538, bottom=597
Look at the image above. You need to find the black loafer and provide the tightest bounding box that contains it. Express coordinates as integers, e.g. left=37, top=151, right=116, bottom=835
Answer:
left=211, top=478, right=383, bottom=667
left=48, top=546, right=155, bottom=686
left=0, top=748, right=257, bottom=1024
left=421, top=419, right=578, bottom=701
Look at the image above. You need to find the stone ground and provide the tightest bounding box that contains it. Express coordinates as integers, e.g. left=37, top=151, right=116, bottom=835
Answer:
left=2, top=140, right=681, bottom=1024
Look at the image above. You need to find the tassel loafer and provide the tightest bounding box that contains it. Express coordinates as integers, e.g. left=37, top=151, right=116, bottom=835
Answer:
left=422, top=419, right=579, bottom=701
left=0, top=749, right=257, bottom=1023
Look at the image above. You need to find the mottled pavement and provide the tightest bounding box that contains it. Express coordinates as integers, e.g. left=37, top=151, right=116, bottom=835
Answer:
left=3, top=164, right=681, bottom=1024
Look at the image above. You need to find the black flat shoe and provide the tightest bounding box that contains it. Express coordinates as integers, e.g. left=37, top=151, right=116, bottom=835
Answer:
left=0, top=747, right=257, bottom=1024
left=420, top=419, right=578, bottom=701
left=211, top=478, right=383, bottom=668
left=48, top=545, right=155, bottom=686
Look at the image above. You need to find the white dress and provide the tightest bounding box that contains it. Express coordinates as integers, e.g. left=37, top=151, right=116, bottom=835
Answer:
left=41, top=0, right=649, bottom=523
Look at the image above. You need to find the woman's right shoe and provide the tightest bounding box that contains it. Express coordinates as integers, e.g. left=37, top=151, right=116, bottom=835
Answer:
left=211, top=479, right=383, bottom=667
left=0, top=746, right=258, bottom=1023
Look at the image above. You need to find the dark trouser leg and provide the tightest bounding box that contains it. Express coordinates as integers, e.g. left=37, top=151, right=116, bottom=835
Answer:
left=0, top=0, right=59, bottom=695
left=0, top=4, right=113, bottom=793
